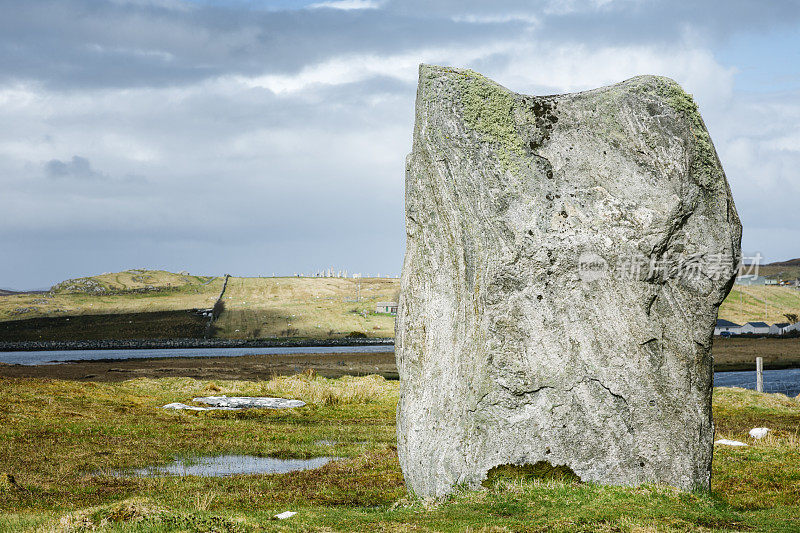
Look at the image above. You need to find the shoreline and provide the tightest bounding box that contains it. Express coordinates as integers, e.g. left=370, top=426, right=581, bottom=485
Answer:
left=0, top=351, right=798, bottom=383
left=0, top=352, right=400, bottom=382
left=0, top=336, right=393, bottom=352
left=1, top=337, right=800, bottom=373
left=0, top=350, right=799, bottom=382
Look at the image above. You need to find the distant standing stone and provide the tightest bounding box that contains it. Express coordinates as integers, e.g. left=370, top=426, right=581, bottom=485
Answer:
left=396, top=65, right=741, bottom=497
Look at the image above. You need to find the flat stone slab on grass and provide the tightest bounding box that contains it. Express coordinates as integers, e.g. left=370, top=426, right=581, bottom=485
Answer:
left=105, top=455, right=338, bottom=477
left=162, top=396, right=305, bottom=411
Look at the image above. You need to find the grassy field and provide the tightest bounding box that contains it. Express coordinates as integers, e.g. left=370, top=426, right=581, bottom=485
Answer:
left=712, top=337, right=800, bottom=370
left=0, top=270, right=223, bottom=323
left=0, top=375, right=798, bottom=531
left=718, top=286, right=800, bottom=325
left=213, top=277, right=399, bottom=340
left=2, top=270, right=800, bottom=341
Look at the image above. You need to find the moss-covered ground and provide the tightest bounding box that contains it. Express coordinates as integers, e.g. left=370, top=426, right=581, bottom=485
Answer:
left=0, top=375, right=798, bottom=532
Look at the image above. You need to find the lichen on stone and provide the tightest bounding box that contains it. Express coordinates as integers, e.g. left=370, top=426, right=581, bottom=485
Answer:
left=654, top=80, right=720, bottom=189
left=455, top=69, right=528, bottom=172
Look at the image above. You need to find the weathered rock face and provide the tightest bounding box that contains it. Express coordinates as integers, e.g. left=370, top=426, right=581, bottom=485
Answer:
left=396, top=65, right=742, bottom=498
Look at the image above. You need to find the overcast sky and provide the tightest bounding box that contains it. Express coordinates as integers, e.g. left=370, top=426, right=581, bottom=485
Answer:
left=1, top=0, right=799, bottom=288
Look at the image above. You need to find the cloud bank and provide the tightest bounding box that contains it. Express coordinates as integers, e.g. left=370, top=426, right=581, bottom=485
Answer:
left=0, top=0, right=798, bottom=287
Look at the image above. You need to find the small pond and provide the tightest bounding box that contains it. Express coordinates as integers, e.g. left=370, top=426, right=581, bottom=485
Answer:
left=108, top=455, right=340, bottom=477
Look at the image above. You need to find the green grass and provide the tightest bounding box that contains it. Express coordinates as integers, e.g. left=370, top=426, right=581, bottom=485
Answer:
left=718, top=286, right=800, bottom=325
left=0, top=376, right=798, bottom=531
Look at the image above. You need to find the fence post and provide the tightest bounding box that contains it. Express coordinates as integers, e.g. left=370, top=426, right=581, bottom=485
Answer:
left=756, top=356, right=763, bottom=393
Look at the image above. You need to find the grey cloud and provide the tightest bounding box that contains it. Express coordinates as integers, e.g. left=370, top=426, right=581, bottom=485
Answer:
left=1, top=0, right=799, bottom=288
left=4, top=0, right=799, bottom=92
left=44, top=156, right=106, bottom=180
left=0, top=0, right=504, bottom=89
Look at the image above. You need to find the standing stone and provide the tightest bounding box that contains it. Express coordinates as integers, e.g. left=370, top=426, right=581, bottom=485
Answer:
left=396, top=65, right=741, bottom=498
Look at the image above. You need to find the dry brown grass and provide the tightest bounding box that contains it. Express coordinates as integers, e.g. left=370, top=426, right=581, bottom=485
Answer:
left=42, top=498, right=164, bottom=533
left=213, top=276, right=400, bottom=339
left=122, top=372, right=399, bottom=407
left=258, top=371, right=397, bottom=405
left=0, top=270, right=223, bottom=322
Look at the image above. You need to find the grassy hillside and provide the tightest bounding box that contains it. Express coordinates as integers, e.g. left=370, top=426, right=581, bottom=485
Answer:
left=0, top=270, right=223, bottom=323
left=2, top=270, right=800, bottom=340
left=758, top=259, right=800, bottom=281
left=213, top=276, right=399, bottom=339
left=0, top=376, right=798, bottom=531
left=51, top=269, right=216, bottom=294
left=718, top=285, right=800, bottom=325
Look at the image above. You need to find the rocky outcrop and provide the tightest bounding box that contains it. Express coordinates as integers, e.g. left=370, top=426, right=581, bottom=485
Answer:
left=396, top=65, right=741, bottom=497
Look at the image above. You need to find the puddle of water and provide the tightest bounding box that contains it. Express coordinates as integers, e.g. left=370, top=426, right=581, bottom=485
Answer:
left=108, top=455, right=340, bottom=477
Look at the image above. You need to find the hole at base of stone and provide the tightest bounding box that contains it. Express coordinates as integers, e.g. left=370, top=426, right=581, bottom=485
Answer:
left=481, top=461, right=581, bottom=488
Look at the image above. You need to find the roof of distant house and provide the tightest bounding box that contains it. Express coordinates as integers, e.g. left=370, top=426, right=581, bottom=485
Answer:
left=773, top=323, right=790, bottom=328
left=745, top=321, right=769, bottom=327
left=716, top=319, right=741, bottom=327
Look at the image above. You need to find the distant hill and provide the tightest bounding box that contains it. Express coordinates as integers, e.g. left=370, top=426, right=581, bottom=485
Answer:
left=0, top=288, right=48, bottom=295
left=1, top=269, right=798, bottom=341
left=767, top=258, right=800, bottom=267
left=0, top=270, right=399, bottom=341
left=51, top=269, right=215, bottom=294
left=0, top=270, right=224, bottom=323
left=719, top=285, right=800, bottom=325
left=756, top=259, right=800, bottom=281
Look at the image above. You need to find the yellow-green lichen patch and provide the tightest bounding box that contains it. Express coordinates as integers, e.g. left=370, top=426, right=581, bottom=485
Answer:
left=655, top=79, right=720, bottom=190
left=456, top=69, right=528, bottom=172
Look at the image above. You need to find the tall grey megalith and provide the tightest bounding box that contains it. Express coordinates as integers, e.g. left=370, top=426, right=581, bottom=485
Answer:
left=396, top=65, right=742, bottom=498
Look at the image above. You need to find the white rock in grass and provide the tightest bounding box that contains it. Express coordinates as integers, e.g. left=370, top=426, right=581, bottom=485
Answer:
left=161, top=402, right=239, bottom=411
left=162, top=396, right=305, bottom=411
left=714, top=439, right=748, bottom=447
left=162, top=402, right=194, bottom=410
left=193, top=396, right=306, bottom=409
left=274, top=511, right=297, bottom=520
left=748, top=427, right=769, bottom=439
